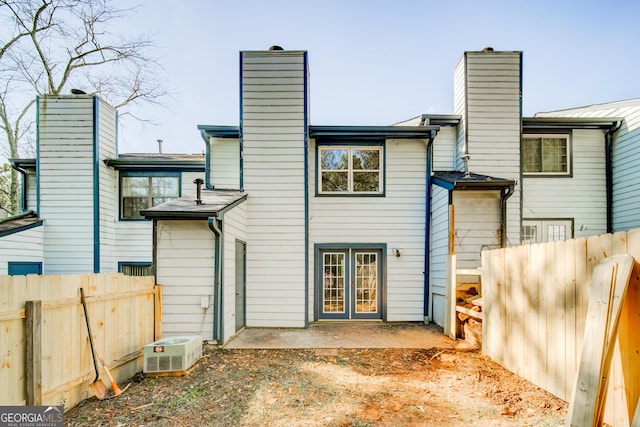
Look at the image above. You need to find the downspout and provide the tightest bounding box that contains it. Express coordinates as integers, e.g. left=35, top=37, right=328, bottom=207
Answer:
left=10, top=164, right=28, bottom=212
left=605, top=120, right=622, bottom=233
left=205, top=195, right=246, bottom=344
left=200, top=130, right=214, bottom=190
left=500, top=184, right=515, bottom=247
left=423, top=130, right=436, bottom=323
left=208, top=217, right=222, bottom=343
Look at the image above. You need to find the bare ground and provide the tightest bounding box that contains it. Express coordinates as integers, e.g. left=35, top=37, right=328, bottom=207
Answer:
left=64, top=347, right=567, bottom=427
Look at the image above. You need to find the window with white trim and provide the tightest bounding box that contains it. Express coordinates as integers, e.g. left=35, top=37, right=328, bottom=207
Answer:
left=522, top=134, right=570, bottom=175
left=522, top=219, right=573, bottom=244
left=318, top=145, right=383, bottom=194
left=121, top=173, right=180, bottom=219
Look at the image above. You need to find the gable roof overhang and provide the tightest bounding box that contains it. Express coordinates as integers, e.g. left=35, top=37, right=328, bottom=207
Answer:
left=431, top=171, right=515, bottom=191
left=309, top=125, right=439, bottom=140
left=141, top=189, right=247, bottom=220
left=9, top=158, right=36, bottom=172
left=523, top=117, right=622, bottom=131
left=198, top=125, right=241, bottom=141
left=104, top=154, right=205, bottom=171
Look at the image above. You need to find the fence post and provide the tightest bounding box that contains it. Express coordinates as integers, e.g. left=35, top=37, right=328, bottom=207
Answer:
left=154, top=285, right=163, bottom=341
left=25, top=300, right=42, bottom=405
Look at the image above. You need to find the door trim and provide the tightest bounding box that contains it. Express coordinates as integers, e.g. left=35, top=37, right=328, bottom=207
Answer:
left=314, top=243, right=387, bottom=321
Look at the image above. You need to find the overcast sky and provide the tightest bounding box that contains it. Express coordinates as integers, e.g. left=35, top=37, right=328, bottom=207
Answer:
left=112, top=0, right=640, bottom=155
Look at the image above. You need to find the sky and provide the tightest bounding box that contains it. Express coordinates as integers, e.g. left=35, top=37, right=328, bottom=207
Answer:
left=111, top=0, right=640, bottom=155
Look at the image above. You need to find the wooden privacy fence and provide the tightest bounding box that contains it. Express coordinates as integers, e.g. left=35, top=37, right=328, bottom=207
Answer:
left=0, top=273, right=161, bottom=410
left=482, top=228, right=640, bottom=427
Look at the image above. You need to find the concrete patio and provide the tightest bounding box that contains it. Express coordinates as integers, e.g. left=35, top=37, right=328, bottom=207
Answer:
left=222, top=322, right=461, bottom=350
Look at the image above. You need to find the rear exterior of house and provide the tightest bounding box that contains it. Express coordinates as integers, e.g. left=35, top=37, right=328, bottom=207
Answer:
left=3, top=47, right=629, bottom=345
left=3, top=95, right=205, bottom=276
left=534, top=98, right=640, bottom=232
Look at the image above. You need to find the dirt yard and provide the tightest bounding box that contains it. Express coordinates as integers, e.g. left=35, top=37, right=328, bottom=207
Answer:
left=64, top=347, right=567, bottom=426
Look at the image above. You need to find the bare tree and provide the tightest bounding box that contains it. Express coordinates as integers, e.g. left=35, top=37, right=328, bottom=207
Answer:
left=0, top=0, right=166, bottom=214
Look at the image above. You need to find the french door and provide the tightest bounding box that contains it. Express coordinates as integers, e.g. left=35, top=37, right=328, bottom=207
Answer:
left=317, top=248, right=383, bottom=320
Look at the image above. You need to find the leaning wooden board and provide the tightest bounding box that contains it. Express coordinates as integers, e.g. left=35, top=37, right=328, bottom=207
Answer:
left=566, top=255, right=634, bottom=427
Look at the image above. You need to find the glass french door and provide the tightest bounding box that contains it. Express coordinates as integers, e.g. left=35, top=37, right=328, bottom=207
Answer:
left=318, top=248, right=382, bottom=320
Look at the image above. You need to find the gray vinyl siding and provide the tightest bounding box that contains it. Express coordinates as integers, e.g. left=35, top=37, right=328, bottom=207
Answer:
left=210, top=138, right=240, bottom=189
left=38, top=96, right=95, bottom=274
left=241, top=50, right=307, bottom=327
left=221, top=203, right=247, bottom=343
left=452, top=190, right=501, bottom=268
left=455, top=51, right=522, bottom=245
left=309, top=138, right=428, bottom=321
left=98, top=99, right=118, bottom=272
left=432, top=126, right=457, bottom=171
left=156, top=220, right=215, bottom=340
left=522, top=129, right=607, bottom=237
left=429, top=185, right=449, bottom=326
left=0, top=226, right=44, bottom=275
left=536, top=100, right=640, bottom=231
left=115, top=223, right=152, bottom=263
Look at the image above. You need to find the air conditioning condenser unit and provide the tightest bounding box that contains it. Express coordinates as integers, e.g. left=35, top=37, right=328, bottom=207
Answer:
left=143, top=335, right=202, bottom=374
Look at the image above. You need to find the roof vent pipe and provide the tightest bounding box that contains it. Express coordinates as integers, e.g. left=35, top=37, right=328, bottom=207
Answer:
left=194, top=178, right=204, bottom=205
left=157, top=139, right=163, bottom=154
left=461, top=154, right=471, bottom=178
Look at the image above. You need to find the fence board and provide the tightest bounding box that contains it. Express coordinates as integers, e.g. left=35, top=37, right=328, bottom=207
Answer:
left=483, top=228, right=640, bottom=427
left=0, top=273, right=157, bottom=410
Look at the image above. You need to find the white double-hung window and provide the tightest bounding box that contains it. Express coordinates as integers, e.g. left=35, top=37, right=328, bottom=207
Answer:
left=522, top=134, right=570, bottom=175
left=318, top=144, right=383, bottom=195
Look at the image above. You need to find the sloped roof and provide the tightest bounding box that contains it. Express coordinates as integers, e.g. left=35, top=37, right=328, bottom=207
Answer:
left=141, top=189, right=247, bottom=220
left=432, top=171, right=515, bottom=190
left=0, top=211, right=43, bottom=237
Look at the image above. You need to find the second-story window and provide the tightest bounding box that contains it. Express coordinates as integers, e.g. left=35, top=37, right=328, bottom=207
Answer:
left=522, top=134, right=570, bottom=175
left=121, top=173, right=180, bottom=219
left=318, top=144, right=384, bottom=195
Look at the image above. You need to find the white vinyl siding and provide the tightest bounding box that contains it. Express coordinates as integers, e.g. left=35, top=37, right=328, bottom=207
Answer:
left=429, top=185, right=449, bottom=326
left=180, top=171, right=206, bottom=200
left=115, top=222, right=152, bottom=263
left=454, top=51, right=522, bottom=245
left=156, top=220, right=215, bottom=340
left=209, top=138, right=240, bottom=189
left=522, top=129, right=607, bottom=237
left=98, top=99, right=118, bottom=272
left=432, top=126, right=457, bottom=171
left=25, top=170, right=37, bottom=211
left=0, top=225, right=44, bottom=275
left=221, top=202, right=247, bottom=343
left=38, top=96, right=96, bottom=274
left=309, top=138, right=428, bottom=321
left=241, top=50, right=307, bottom=327
left=536, top=100, right=640, bottom=231
left=452, top=190, right=501, bottom=269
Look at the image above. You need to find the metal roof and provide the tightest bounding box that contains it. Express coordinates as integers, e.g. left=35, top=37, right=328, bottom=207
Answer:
left=141, top=190, right=247, bottom=220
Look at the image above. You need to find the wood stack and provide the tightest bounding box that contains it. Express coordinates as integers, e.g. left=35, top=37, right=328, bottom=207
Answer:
left=456, top=287, right=482, bottom=348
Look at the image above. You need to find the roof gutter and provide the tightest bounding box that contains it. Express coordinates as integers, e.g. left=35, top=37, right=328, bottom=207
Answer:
left=605, top=120, right=622, bottom=233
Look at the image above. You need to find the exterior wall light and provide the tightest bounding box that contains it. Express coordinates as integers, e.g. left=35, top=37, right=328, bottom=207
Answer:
left=393, top=248, right=404, bottom=257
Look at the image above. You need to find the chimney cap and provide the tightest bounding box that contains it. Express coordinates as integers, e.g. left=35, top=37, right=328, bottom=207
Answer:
left=269, top=45, right=284, bottom=51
